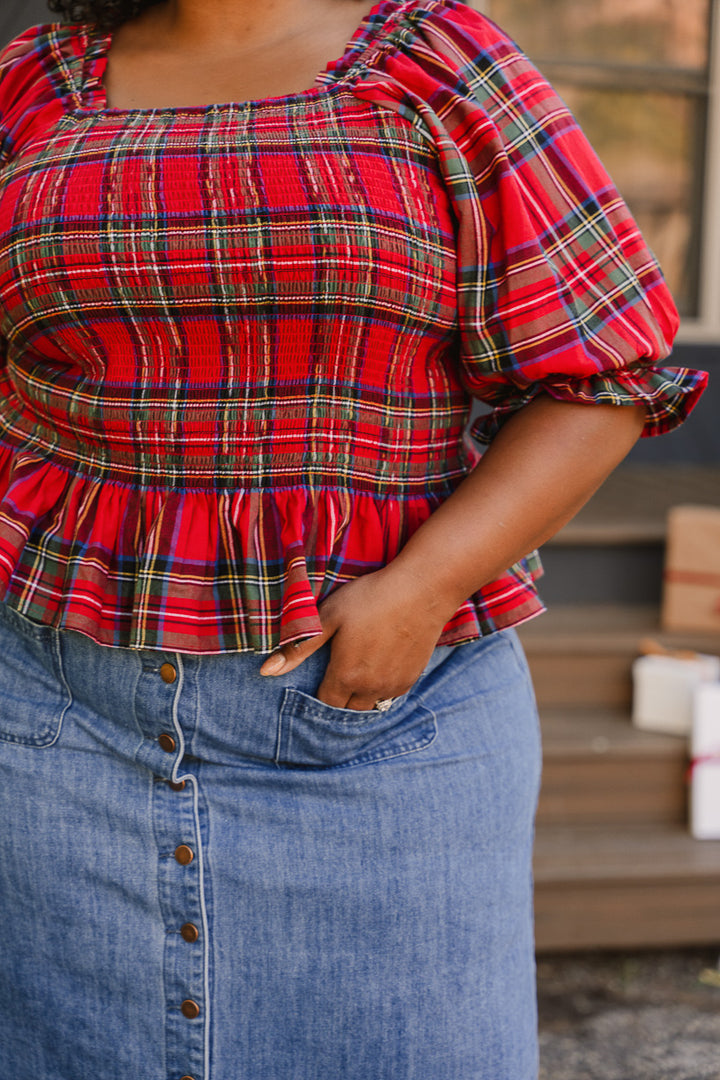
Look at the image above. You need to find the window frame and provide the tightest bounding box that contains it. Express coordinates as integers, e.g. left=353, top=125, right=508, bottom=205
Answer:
left=686, top=0, right=720, bottom=343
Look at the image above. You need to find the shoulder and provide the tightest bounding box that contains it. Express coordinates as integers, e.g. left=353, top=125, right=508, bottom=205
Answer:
left=369, top=1, right=556, bottom=118
left=349, top=1, right=521, bottom=75
left=380, top=1, right=521, bottom=59
left=0, top=22, right=86, bottom=104
left=360, top=2, right=569, bottom=160
left=0, top=21, right=85, bottom=70
left=0, top=24, right=86, bottom=160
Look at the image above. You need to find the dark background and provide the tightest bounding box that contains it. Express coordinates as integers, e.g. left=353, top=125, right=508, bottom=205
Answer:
left=1, top=0, right=54, bottom=45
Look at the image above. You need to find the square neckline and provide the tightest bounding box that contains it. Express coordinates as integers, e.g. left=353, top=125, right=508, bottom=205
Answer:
left=78, top=0, right=402, bottom=117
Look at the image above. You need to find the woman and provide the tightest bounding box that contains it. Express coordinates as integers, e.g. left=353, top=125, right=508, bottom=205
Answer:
left=0, top=1, right=706, bottom=1077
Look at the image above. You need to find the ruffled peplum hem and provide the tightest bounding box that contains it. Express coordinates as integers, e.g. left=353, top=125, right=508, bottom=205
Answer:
left=0, top=445, right=544, bottom=654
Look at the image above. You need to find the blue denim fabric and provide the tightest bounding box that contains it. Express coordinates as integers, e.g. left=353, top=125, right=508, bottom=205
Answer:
left=0, top=602, right=541, bottom=1080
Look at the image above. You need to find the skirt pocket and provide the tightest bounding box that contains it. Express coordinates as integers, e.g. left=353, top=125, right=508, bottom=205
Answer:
left=277, top=688, right=437, bottom=769
left=0, top=605, right=71, bottom=747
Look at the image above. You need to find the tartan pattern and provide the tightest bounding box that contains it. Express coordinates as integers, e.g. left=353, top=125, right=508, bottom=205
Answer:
left=330, top=1, right=706, bottom=438
left=0, top=2, right=706, bottom=653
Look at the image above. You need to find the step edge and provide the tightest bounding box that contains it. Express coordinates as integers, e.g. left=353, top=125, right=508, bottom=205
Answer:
left=547, top=525, right=666, bottom=546
left=539, top=710, right=688, bottom=758
left=533, top=827, right=720, bottom=883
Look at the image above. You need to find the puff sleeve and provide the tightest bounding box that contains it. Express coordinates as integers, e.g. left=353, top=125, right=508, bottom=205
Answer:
left=0, top=25, right=70, bottom=169
left=348, top=0, right=707, bottom=441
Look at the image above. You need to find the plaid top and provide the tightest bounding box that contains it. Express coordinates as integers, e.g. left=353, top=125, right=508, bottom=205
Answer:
left=0, top=0, right=707, bottom=653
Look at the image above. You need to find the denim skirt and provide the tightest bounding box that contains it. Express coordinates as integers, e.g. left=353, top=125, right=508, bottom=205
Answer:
left=0, top=601, right=541, bottom=1080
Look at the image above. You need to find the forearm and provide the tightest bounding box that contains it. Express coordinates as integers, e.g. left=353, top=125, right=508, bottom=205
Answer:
left=390, top=395, right=647, bottom=619
left=262, top=395, right=646, bottom=706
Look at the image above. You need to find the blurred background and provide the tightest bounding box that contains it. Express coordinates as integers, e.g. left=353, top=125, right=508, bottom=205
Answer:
left=3, top=2, right=720, bottom=1076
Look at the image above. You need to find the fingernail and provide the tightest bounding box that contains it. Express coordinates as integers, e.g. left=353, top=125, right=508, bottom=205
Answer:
left=261, top=652, right=286, bottom=676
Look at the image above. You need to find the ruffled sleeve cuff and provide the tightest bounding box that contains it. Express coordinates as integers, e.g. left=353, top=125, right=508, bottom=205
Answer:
left=468, top=363, right=708, bottom=444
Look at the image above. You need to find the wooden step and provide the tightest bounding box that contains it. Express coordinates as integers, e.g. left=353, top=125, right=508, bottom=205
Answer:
left=536, top=465, right=720, bottom=606
left=534, top=824, right=720, bottom=951
left=537, top=708, right=688, bottom=826
left=537, top=544, right=664, bottom=605
left=517, top=605, right=720, bottom=709
left=548, top=465, right=720, bottom=546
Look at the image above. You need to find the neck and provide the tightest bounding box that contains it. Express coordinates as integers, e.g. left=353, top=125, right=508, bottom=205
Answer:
left=103, top=0, right=379, bottom=108
left=149, top=0, right=374, bottom=49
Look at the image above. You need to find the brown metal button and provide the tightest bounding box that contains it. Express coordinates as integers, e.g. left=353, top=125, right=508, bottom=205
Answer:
left=180, top=1076, right=196, bottom=1080
left=160, top=662, right=177, bottom=684
left=181, top=999, right=200, bottom=1020
left=174, top=845, right=194, bottom=866
left=158, top=733, right=176, bottom=753
left=168, top=779, right=186, bottom=792
left=181, top=922, right=199, bottom=943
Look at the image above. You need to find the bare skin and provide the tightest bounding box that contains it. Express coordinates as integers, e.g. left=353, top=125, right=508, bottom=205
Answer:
left=261, top=397, right=646, bottom=707
left=102, top=0, right=378, bottom=109
left=106, top=1, right=650, bottom=707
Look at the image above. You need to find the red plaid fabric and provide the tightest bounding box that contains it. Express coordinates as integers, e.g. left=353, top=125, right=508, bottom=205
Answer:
left=0, top=1, right=706, bottom=653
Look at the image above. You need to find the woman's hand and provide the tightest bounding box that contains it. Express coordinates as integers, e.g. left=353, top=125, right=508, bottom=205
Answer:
left=261, top=397, right=648, bottom=708
left=259, top=563, right=451, bottom=710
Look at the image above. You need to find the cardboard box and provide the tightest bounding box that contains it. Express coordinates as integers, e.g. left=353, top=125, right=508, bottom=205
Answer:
left=662, top=505, right=720, bottom=633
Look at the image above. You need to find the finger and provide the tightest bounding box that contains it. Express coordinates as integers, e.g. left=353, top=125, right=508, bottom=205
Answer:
left=314, top=686, right=353, bottom=708
left=344, top=691, right=383, bottom=712
left=314, top=681, right=392, bottom=711
left=314, top=668, right=378, bottom=711
left=314, top=640, right=399, bottom=709
left=259, top=630, right=329, bottom=677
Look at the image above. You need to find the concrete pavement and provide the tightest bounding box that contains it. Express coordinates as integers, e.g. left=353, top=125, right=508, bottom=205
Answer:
left=537, top=948, right=720, bottom=1079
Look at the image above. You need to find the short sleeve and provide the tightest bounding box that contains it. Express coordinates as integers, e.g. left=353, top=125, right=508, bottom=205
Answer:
left=0, top=25, right=73, bottom=382
left=0, top=34, right=21, bottom=165
left=0, top=25, right=70, bottom=168
left=348, top=0, right=708, bottom=441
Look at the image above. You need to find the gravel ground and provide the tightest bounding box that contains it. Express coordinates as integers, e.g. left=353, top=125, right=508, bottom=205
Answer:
left=537, top=948, right=720, bottom=1080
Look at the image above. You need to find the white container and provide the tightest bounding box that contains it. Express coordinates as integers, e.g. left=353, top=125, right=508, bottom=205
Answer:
left=632, top=652, right=720, bottom=736
left=690, top=682, right=720, bottom=840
